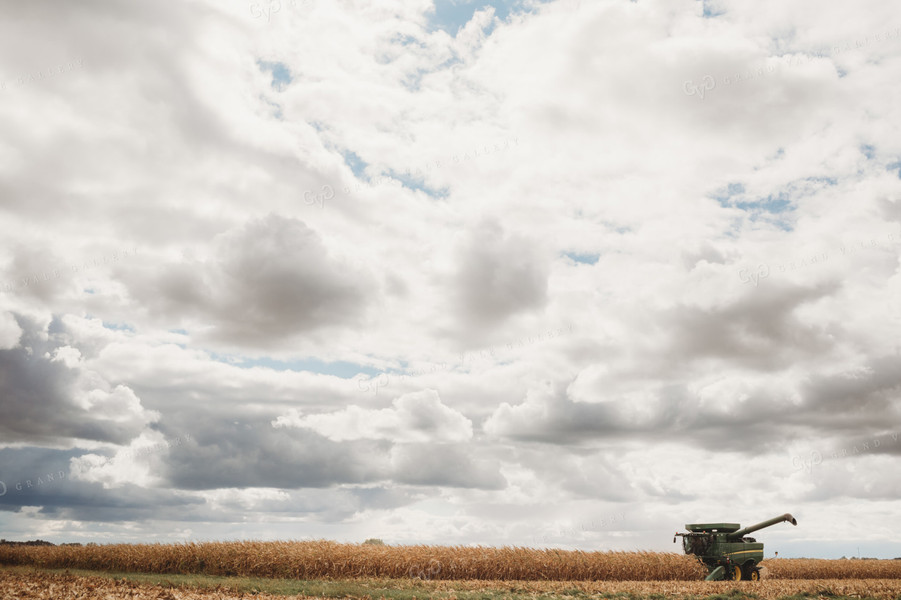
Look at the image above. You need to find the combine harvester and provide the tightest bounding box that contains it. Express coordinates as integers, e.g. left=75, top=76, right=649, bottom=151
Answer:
left=674, top=513, right=797, bottom=581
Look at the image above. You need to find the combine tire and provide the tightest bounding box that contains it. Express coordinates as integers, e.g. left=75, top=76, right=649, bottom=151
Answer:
left=731, top=564, right=743, bottom=580
left=740, top=563, right=760, bottom=581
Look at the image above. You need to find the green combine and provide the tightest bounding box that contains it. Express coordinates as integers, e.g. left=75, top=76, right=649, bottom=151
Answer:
left=674, top=513, right=797, bottom=581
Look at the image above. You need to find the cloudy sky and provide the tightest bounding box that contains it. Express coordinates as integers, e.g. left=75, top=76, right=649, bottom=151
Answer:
left=1, top=0, right=900, bottom=560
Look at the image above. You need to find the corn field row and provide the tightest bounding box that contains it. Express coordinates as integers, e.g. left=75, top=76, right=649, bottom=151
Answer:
left=763, top=558, right=901, bottom=579
left=0, top=542, right=705, bottom=581
left=0, top=541, right=899, bottom=581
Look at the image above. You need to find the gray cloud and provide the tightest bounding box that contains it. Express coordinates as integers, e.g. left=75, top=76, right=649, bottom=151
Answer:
left=162, top=418, right=388, bottom=490
left=0, top=447, right=419, bottom=524
left=485, top=347, right=901, bottom=456
left=0, top=314, right=157, bottom=446
left=451, top=219, right=550, bottom=334
left=390, top=443, right=507, bottom=490
left=800, top=354, right=901, bottom=419
left=158, top=412, right=501, bottom=492
left=0, top=447, right=202, bottom=523
left=510, top=445, right=638, bottom=502
left=122, top=214, right=371, bottom=348
left=660, top=281, right=840, bottom=372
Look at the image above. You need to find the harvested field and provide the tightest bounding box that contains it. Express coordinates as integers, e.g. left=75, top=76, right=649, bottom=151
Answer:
left=4, top=569, right=901, bottom=600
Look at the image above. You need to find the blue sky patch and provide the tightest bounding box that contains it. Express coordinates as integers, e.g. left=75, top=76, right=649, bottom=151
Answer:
left=341, top=150, right=369, bottom=179
left=716, top=176, right=836, bottom=230
left=563, top=251, right=600, bottom=265
left=713, top=182, right=796, bottom=231
left=805, top=175, right=838, bottom=187
left=712, top=182, right=745, bottom=208
left=385, top=169, right=448, bottom=197
left=257, top=60, right=292, bottom=91
left=701, top=0, right=725, bottom=17
left=735, top=192, right=792, bottom=214
left=426, top=0, right=540, bottom=37
left=888, top=160, right=901, bottom=179
left=208, top=352, right=382, bottom=378
left=736, top=192, right=794, bottom=231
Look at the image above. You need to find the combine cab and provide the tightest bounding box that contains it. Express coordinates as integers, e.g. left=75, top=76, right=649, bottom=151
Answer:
left=674, top=513, right=797, bottom=581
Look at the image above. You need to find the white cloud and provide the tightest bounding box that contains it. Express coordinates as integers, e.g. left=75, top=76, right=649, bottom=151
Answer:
left=273, top=389, right=472, bottom=443
left=0, top=312, right=22, bottom=350
left=1, top=0, right=900, bottom=557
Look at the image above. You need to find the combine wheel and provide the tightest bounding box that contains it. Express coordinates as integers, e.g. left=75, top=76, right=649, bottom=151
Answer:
left=749, top=568, right=760, bottom=581
left=740, top=564, right=758, bottom=581
left=731, top=564, right=743, bottom=580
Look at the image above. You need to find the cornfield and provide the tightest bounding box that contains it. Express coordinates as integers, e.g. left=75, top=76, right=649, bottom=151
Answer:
left=763, top=558, right=901, bottom=579
left=0, top=541, right=706, bottom=581
left=1, top=541, right=900, bottom=581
